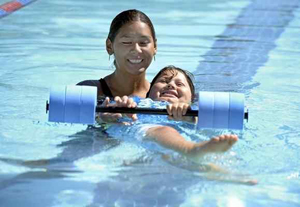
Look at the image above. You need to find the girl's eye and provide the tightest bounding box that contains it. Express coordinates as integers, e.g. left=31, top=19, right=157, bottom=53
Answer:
left=177, top=82, right=185, bottom=87
left=158, top=79, right=167, bottom=83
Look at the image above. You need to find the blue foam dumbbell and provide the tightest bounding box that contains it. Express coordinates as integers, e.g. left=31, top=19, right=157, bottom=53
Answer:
left=47, top=86, right=247, bottom=130
left=197, top=92, right=245, bottom=130
left=47, top=85, right=97, bottom=124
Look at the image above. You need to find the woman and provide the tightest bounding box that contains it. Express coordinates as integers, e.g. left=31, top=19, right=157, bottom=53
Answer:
left=77, top=9, right=157, bottom=99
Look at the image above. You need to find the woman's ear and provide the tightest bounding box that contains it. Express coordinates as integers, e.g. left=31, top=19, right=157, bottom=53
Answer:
left=106, top=38, right=114, bottom=55
left=154, top=39, right=157, bottom=55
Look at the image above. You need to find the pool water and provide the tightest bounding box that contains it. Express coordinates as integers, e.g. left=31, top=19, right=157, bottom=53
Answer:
left=1, top=0, right=300, bottom=206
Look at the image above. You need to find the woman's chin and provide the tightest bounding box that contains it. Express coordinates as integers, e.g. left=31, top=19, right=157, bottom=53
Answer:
left=126, top=64, right=147, bottom=75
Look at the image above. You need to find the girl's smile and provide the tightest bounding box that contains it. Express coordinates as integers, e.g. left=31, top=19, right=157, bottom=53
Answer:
left=148, top=71, right=192, bottom=104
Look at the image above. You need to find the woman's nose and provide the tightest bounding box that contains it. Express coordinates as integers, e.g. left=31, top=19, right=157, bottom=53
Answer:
left=131, top=43, right=142, bottom=53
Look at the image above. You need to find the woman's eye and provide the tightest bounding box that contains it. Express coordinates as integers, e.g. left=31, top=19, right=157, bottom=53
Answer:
left=140, top=41, right=148, bottom=46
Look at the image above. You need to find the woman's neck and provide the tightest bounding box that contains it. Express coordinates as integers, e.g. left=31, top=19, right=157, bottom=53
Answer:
left=105, top=71, right=150, bottom=98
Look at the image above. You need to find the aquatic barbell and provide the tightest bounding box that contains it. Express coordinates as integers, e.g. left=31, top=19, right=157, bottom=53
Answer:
left=46, top=86, right=248, bottom=130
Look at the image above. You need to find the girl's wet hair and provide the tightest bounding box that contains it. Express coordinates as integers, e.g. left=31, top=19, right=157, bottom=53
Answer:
left=146, top=65, right=195, bottom=102
left=108, top=9, right=156, bottom=47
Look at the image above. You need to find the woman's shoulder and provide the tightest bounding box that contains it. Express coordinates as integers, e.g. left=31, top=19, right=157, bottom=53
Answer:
left=77, top=79, right=100, bottom=87
left=77, top=79, right=115, bottom=98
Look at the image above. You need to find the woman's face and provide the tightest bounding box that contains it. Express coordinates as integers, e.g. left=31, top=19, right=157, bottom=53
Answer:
left=148, top=71, right=192, bottom=104
left=108, top=21, right=157, bottom=76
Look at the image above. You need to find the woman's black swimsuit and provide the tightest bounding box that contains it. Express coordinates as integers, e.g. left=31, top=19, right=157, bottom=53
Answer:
left=77, top=78, right=114, bottom=103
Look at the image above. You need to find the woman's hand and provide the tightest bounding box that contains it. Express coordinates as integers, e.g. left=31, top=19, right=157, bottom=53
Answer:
left=166, top=103, right=196, bottom=123
left=96, top=96, right=137, bottom=123
left=114, top=96, right=138, bottom=121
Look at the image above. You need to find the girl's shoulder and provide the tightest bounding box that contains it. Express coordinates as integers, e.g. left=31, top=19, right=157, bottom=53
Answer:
left=133, top=97, right=168, bottom=109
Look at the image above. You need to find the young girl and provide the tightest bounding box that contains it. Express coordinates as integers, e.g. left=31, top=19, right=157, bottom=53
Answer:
left=106, top=65, right=238, bottom=161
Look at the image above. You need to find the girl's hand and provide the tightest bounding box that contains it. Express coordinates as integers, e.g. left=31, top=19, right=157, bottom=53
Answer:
left=166, top=103, right=196, bottom=123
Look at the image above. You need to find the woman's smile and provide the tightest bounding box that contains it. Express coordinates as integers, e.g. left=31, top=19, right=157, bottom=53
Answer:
left=111, top=21, right=157, bottom=75
left=128, top=58, right=143, bottom=64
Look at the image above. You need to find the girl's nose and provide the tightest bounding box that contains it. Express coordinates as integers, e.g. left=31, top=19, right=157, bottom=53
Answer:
left=166, top=82, right=175, bottom=89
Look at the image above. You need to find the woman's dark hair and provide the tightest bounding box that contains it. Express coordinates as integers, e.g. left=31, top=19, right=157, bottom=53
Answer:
left=108, top=9, right=156, bottom=47
left=146, top=65, right=195, bottom=102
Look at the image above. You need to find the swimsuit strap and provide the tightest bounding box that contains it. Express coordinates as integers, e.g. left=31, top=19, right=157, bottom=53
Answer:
left=99, top=78, right=114, bottom=97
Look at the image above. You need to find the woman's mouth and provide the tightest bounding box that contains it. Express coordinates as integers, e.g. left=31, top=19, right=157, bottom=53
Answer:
left=128, top=59, right=143, bottom=64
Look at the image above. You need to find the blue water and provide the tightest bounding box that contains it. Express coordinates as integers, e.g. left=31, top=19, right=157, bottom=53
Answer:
left=1, top=0, right=300, bottom=206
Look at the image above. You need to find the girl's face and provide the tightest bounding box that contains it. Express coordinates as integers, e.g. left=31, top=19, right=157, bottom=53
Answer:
left=148, top=71, right=192, bottom=104
left=107, top=21, right=157, bottom=76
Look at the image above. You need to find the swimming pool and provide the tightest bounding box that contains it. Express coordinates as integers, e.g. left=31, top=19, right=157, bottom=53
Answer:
left=1, top=0, right=300, bottom=206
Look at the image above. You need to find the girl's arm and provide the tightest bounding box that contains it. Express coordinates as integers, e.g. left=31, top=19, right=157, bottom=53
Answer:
left=145, top=125, right=195, bottom=154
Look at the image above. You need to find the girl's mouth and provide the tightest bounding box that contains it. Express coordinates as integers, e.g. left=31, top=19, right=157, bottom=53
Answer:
left=161, top=91, right=178, bottom=98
